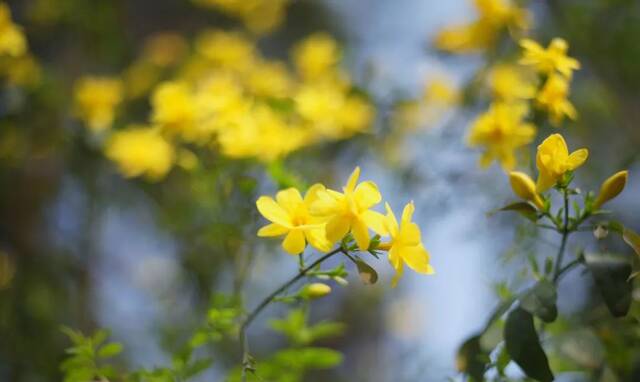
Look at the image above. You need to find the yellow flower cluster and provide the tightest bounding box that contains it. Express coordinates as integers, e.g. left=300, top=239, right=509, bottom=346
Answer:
left=73, top=77, right=124, bottom=132
left=434, top=0, right=529, bottom=53
left=509, top=133, right=628, bottom=212
left=256, top=167, right=434, bottom=286
left=0, top=3, right=40, bottom=88
left=192, top=0, right=290, bottom=34
left=76, top=30, right=373, bottom=181
left=520, top=38, right=580, bottom=125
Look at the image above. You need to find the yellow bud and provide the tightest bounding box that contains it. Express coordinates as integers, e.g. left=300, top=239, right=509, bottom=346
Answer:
left=509, top=171, right=545, bottom=210
left=593, top=170, right=628, bottom=209
left=302, top=283, right=331, bottom=299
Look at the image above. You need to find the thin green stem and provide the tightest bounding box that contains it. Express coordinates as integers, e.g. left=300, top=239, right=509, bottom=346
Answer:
left=239, top=247, right=342, bottom=381
left=553, top=188, right=570, bottom=282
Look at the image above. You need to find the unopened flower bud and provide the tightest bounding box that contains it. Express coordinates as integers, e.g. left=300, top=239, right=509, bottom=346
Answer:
left=302, top=283, right=331, bottom=299
left=509, top=171, right=545, bottom=210
left=593, top=170, right=628, bottom=209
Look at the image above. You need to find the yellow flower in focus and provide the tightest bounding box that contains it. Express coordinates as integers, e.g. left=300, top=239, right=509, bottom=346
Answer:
left=519, top=38, right=580, bottom=78
left=536, top=74, right=577, bottom=126
left=256, top=185, right=332, bottom=255
left=73, top=76, right=123, bottom=132
left=593, top=170, right=628, bottom=209
left=292, top=33, right=340, bottom=80
left=468, top=102, right=536, bottom=170
left=489, top=64, right=536, bottom=101
left=377, top=202, right=434, bottom=287
left=434, top=0, right=529, bottom=53
left=535, top=133, right=588, bottom=192
left=310, top=167, right=384, bottom=251
left=0, top=3, right=27, bottom=57
left=509, top=171, right=545, bottom=209
left=195, top=30, right=255, bottom=71
left=105, top=126, right=175, bottom=181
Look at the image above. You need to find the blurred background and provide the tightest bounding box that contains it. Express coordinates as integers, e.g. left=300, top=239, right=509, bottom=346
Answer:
left=1, top=0, right=639, bottom=381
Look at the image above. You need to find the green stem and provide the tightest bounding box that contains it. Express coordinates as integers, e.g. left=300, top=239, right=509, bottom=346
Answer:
left=239, top=247, right=342, bottom=381
left=553, top=188, right=570, bottom=282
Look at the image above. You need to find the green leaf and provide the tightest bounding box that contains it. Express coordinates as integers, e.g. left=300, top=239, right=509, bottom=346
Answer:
left=504, top=308, right=554, bottom=382
left=622, top=227, right=640, bottom=257
left=97, top=342, right=123, bottom=358
left=274, top=347, right=343, bottom=369
left=520, top=280, right=558, bottom=323
left=355, top=259, right=378, bottom=285
left=455, top=335, right=488, bottom=381
left=585, top=253, right=632, bottom=317
left=489, top=202, right=538, bottom=221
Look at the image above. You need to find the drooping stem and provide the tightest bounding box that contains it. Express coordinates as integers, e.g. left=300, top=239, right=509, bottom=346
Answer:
left=239, top=247, right=342, bottom=380
left=553, top=187, right=570, bottom=282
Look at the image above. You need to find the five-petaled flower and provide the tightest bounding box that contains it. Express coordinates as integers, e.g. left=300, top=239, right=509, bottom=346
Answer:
left=519, top=38, right=580, bottom=78
left=536, top=133, right=588, bottom=192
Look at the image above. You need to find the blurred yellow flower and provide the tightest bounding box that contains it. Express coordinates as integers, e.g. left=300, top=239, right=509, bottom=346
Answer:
left=535, top=133, right=588, bottom=192
left=489, top=64, right=536, bottom=101
left=509, top=171, right=545, bottom=209
left=292, top=33, right=340, bottom=80
left=245, top=60, right=293, bottom=98
left=519, top=38, right=580, bottom=78
left=142, top=32, right=188, bottom=67
left=195, top=30, right=255, bottom=71
left=105, top=126, right=175, bottom=181
left=256, top=185, right=332, bottom=255
left=593, top=170, right=628, bottom=209
left=0, top=54, right=41, bottom=87
left=310, top=167, right=384, bottom=251
left=536, top=74, right=577, bottom=126
left=73, top=76, right=123, bottom=132
left=151, top=81, right=200, bottom=141
left=377, top=202, right=434, bottom=287
left=193, top=0, right=290, bottom=34
left=434, top=0, right=529, bottom=53
left=468, top=102, right=536, bottom=170
left=0, top=3, right=27, bottom=57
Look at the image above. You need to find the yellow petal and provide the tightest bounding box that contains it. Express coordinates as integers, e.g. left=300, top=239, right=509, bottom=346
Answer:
left=305, top=227, right=333, bottom=253
left=276, top=188, right=303, bottom=215
left=352, top=218, right=370, bottom=251
left=401, top=202, right=415, bottom=224
left=384, top=202, right=399, bottom=236
left=344, top=166, right=360, bottom=193
left=282, top=230, right=306, bottom=255
left=401, top=245, right=434, bottom=275
left=361, top=210, right=388, bottom=236
left=399, top=222, right=421, bottom=246
left=353, top=181, right=381, bottom=209
left=594, top=170, right=628, bottom=209
left=388, top=247, right=404, bottom=288
left=256, top=196, right=292, bottom=227
left=257, top=223, right=288, bottom=237
left=325, top=215, right=351, bottom=243
left=566, top=148, right=588, bottom=170
left=304, top=183, right=326, bottom=205
left=536, top=170, right=558, bottom=193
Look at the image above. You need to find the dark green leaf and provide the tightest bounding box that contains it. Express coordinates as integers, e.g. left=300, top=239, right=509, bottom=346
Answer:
left=489, top=202, right=538, bottom=221
left=585, top=253, right=632, bottom=317
left=504, top=308, right=554, bottom=382
left=355, top=259, right=378, bottom=285
left=520, top=280, right=558, bottom=323
left=455, top=335, right=488, bottom=381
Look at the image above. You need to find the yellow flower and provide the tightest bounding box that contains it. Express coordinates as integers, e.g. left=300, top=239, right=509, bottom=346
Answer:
left=245, top=60, right=293, bottom=98
left=536, top=74, right=577, bottom=126
left=292, top=33, right=340, bottom=80
left=0, top=3, right=27, bottom=57
left=434, top=0, right=529, bottom=53
left=105, top=126, right=175, bottom=181
left=301, top=283, right=332, bottom=299
left=310, top=167, right=384, bottom=251
left=195, top=30, right=255, bottom=71
left=468, top=102, right=536, bottom=170
left=142, top=32, right=188, bottom=67
left=423, top=76, right=460, bottom=106
left=509, top=171, right=545, bottom=209
left=535, top=133, right=588, bottom=192
left=377, top=202, right=434, bottom=287
left=73, top=76, right=123, bottom=132
left=489, top=64, right=536, bottom=101
left=256, top=185, right=332, bottom=255
left=519, top=38, right=580, bottom=77
left=151, top=81, right=201, bottom=141
left=593, top=170, right=628, bottom=209
left=193, top=0, right=290, bottom=34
